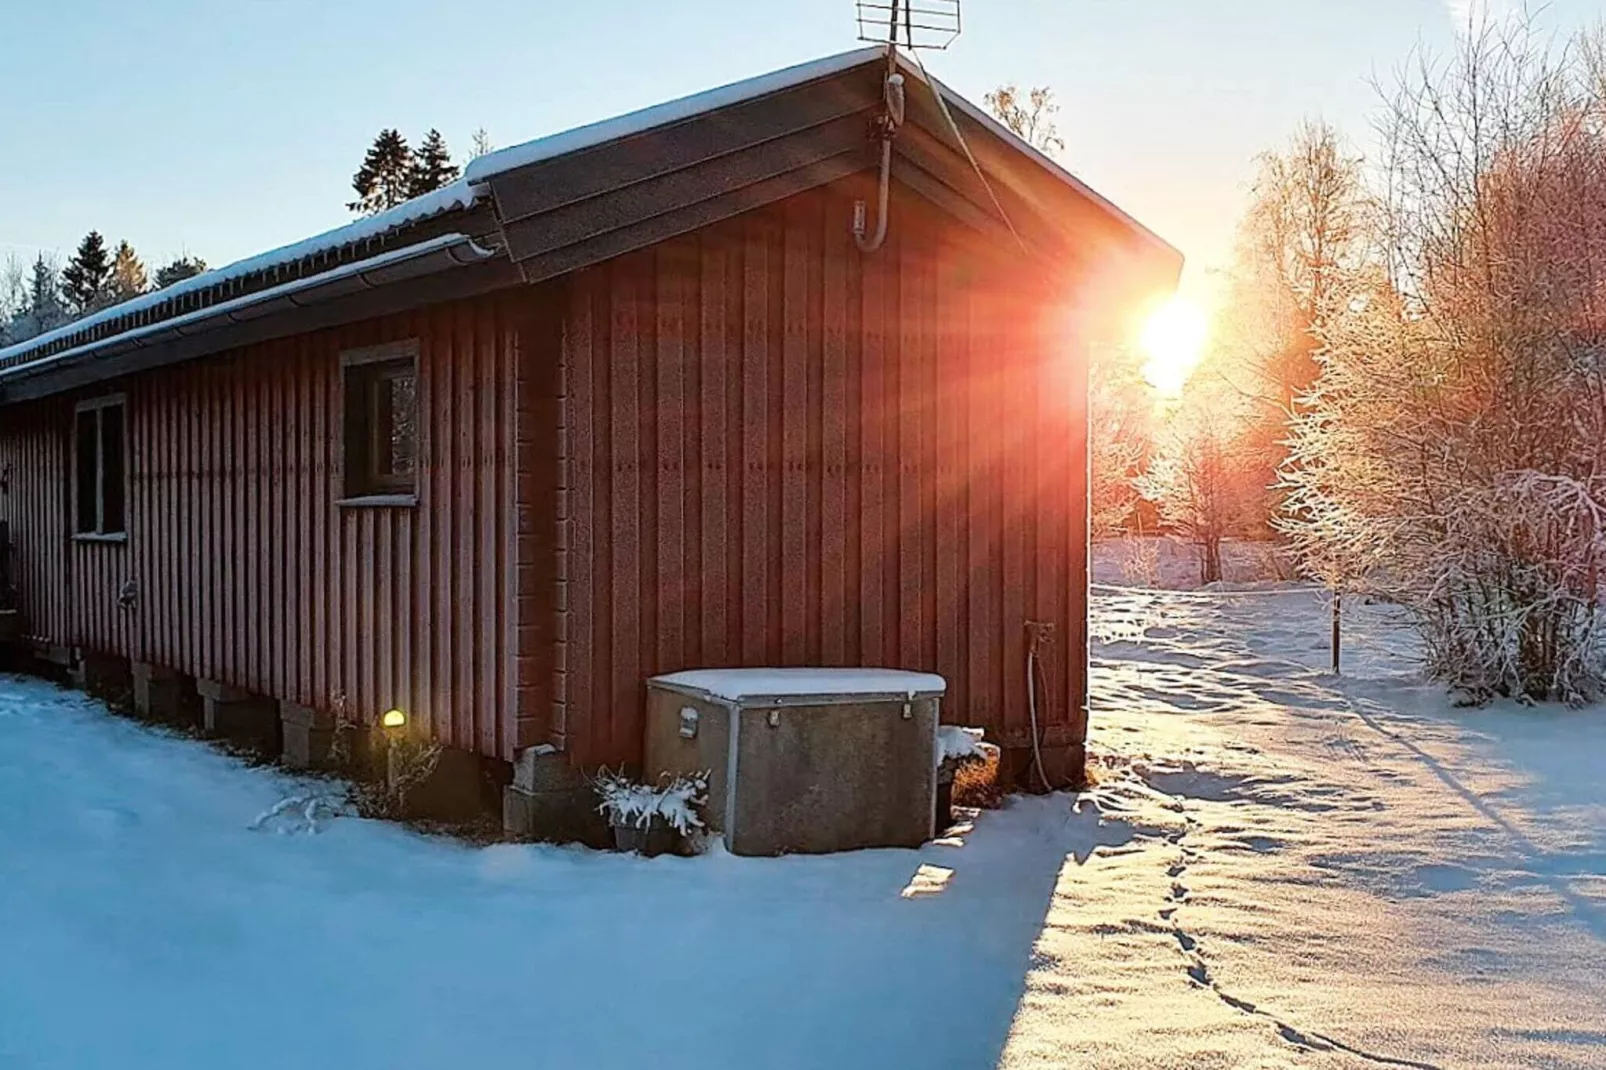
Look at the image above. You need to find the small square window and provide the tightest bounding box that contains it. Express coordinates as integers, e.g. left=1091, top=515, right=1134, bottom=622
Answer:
left=74, top=396, right=127, bottom=536
left=342, top=342, right=420, bottom=498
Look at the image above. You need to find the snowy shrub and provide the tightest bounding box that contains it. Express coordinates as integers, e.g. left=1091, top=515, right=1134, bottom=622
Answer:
left=594, top=770, right=708, bottom=836
left=1119, top=536, right=1161, bottom=588
left=1284, top=18, right=1606, bottom=703
left=937, top=727, right=1003, bottom=809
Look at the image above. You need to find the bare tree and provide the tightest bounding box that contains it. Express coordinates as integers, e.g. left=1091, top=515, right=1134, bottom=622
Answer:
left=1226, top=120, right=1372, bottom=410
left=1284, top=16, right=1606, bottom=702
left=985, top=84, right=1064, bottom=156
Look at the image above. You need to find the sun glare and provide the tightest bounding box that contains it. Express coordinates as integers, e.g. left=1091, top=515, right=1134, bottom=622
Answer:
left=1138, top=296, right=1210, bottom=395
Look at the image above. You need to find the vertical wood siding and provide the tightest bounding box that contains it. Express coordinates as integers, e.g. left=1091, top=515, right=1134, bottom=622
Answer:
left=554, top=179, right=1089, bottom=768
left=0, top=402, right=70, bottom=643
left=0, top=293, right=530, bottom=759
left=1, top=178, right=1092, bottom=773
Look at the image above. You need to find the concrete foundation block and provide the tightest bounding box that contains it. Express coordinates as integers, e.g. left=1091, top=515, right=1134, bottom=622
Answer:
left=132, top=662, right=193, bottom=725
left=279, top=702, right=338, bottom=770
left=75, top=652, right=133, bottom=708
left=512, top=746, right=590, bottom=793
left=504, top=745, right=603, bottom=848
left=503, top=748, right=608, bottom=845
left=22, top=641, right=73, bottom=684
left=197, top=679, right=281, bottom=758
left=33, top=642, right=74, bottom=668
left=504, top=784, right=611, bottom=847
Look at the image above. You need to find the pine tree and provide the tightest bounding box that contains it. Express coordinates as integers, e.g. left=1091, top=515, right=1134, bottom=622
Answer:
left=408, top=129, right=459, bottom=197
left=154, top=255, right=207, bottom=289
left=5, top=255, right=65, bottom=343
left=108, top=241, right=148, bottom=303
left=0, top=256, right=25, bottom=345
left=29, top=255, right=64, bottom=327
left=60, top=231, right=112, bottom=314
left=348, top=129, right=414, bottom=215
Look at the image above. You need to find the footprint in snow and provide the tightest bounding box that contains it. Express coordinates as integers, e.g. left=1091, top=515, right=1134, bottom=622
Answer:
left=80, top=807, right=141, bottom=836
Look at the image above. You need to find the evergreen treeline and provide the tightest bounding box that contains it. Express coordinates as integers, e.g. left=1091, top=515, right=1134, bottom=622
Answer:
left=348, top=127, right=463, bottom=215
left=1, top=238, right=207, bottom=348
left=4, top=125, right=485, bottom=347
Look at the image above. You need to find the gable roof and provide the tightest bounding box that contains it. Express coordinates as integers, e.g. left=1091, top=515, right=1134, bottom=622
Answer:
left=0, top=46, right=1179, bottom=402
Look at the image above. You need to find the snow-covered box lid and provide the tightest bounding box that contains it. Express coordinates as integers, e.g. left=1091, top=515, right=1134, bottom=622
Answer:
left=651, top=668, right=947, bottom=702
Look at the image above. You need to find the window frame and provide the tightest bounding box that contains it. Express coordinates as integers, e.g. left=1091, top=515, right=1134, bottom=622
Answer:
left=339, top=340, right=421, bottom=506
left=72, top=393, right=129, bottom=542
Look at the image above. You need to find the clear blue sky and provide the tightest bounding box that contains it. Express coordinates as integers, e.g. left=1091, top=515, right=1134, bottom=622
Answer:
left=2, top=0, right=1599, bottom=290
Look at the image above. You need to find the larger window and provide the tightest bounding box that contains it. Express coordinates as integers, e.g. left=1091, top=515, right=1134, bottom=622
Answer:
left=74, top=395, right=126, bottom=537
left=341, top=340, right=419, bottom=500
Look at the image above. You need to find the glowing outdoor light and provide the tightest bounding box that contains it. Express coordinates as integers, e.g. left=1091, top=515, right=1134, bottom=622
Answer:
left=381, top=708, right=407, bottom=730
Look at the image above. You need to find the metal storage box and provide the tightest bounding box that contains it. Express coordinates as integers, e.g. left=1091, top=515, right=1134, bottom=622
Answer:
left=644, top=668, right=946, bottom=856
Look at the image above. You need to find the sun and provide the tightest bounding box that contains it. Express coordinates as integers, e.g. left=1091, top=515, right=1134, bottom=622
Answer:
left=1138, top=295, right=1210, bottom=395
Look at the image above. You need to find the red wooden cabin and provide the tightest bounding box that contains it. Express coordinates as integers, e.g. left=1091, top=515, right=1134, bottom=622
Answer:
left=0, top=48, right=1178, bottom=832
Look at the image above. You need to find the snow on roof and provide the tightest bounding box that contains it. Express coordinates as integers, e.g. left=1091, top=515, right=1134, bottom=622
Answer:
left=651, top=668, right=948, bottom=701
left=1, top=46, right=1173, bottom=376
left=0, top=234, right=485, bottom=383
left=0, top=179, right=479, bottom=367
left=465, top=47, right=885, bottom=184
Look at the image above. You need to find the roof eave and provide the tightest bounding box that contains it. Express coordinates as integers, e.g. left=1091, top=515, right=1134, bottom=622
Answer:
left=0, top=234, right=511, bottom=404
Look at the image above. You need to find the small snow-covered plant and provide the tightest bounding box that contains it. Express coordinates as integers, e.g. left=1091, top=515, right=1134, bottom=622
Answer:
left=250, top=793, right=350, bottom=835
left=594, top=769, right=709, bottom=836
left=1119, top=536, right=1161, bottom=588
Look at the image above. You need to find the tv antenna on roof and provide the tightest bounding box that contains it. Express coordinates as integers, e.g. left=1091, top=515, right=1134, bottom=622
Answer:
left=849, top=0, right=961, bottom=254
left=855, top=0, right=961, bottom=51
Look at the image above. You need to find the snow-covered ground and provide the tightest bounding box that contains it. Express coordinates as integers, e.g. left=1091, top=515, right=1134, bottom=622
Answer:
left=1093, top=535, right=1297, bottom=590
left=3, top=585, right=1604, bottom=1068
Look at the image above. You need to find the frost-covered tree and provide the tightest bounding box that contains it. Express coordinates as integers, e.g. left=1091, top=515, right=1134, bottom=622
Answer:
left=108, top=241, right=148, bottom=303
left=348, top=129, right=413, bottom=215
left=1090, top=341, right=1155, bottom=536
left=1228, top=122, right=1371, bottom=410
left=60, top=231, right=112, bottom=314
left=1284, top=17, right=1606, bottom=702
left=1213, top=121, right=1373, bottom=530
left=1137, top=387, right=1256, bottom=585
left=0, top=256, right=26, bottom=345
left=408, top=129, right=459, bottom=197
left=154, top=255, right=207, bottom=289
left=985, top=84, right=1064, bottom=155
